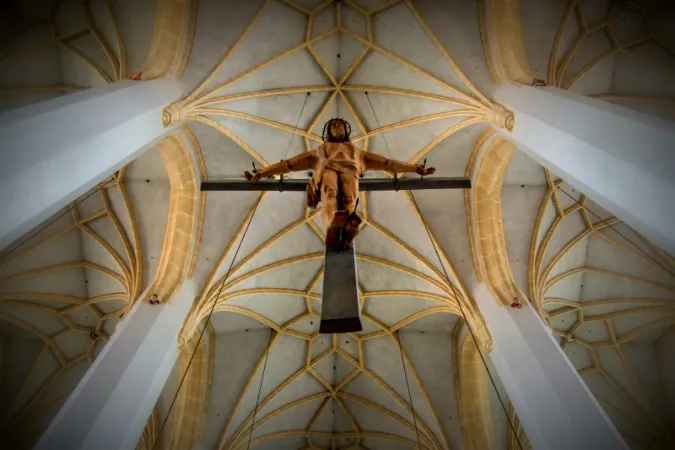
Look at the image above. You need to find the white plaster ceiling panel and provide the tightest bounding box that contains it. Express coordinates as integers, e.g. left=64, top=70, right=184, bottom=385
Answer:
left=230, top=194, right=309, bottom=267
left=357, top=261, right=445, bottom=298
left=419, top=122, right=490, bottom=177
left=222, top=49, right=332, bottom=96
left=503, top=150, right=675, bottom=447
left=598, top=223, right=672, bottom=272
left=254, top=396, right=325, bottom=437
left=191, top=121, right=253, bottom=178
left=341, top=2, right=367, bottom=39
left=199, top=330, right=269, bottom=449
left=183, top=0, right=264, bottom=91
left=414, top=0, right=495, bottom=99
left=205, top=116, right=308, bottom=165
left=354, top=225, right=441, bottom=282
left=545, top=234, right=589, bottom=281
left=0, top=0, right=154, bottom=112
left=312, top=3, right=337, bottom=37
left=364, top=295, right=445, bottom=328
left=372, top=3, right=467, bottom=93
left=125, top=174, right=171, bottom=287
left=203, top=1, right=309, bottom=94
left=372, top=117, right=468, bottom=164
left=111, top=0, right=157, bottom=74
left=199, top=318, right=465, bottom=450
left=367, top=190, right=446, bottom=273
left=233, top=259, right=324, bottom=292
left=481, top=347, right=510, bottom=450
left=312, top=33, right=368, bottom=82
left=233, top=225, right=324, bottom=274
left=400, top=329, right=463, bottom=447
left=260, top=371, right=326, bottom=419
left=211, top=311, right=270, bottom=334
left=413, top=188, right=478, bottom=288
left=227, top=293, right=307, bottom=326
left=621, top=342, right=670, bottom=418
left=344, top=89, right=456, bottom=135
left=502, top=184, right=552, bottom=293
left=287, top=315, right=319, bottom=335
left=520, top=0, right=675, bottom=121
left=194, top=191, right=261, bottom=289
left=216, top=92, right=332, bottom=132
left=402, top=313, right=457, bottom=333
left=540, top=212, right=587, bottom=271
left=0, top=164, right=153, bottom=446
left=585, top=234, right=674, bottom=287
left=0, top=21, right=63, bottom=110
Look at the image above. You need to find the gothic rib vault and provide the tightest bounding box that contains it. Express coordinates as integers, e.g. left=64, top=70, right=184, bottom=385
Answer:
left=0, top=1, right=674, bottom=450
left=161, top=1, right=502, bottom=448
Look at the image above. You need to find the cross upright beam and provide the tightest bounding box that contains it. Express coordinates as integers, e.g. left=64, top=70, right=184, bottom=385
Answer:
left=200, top=177, right=471, bottom=192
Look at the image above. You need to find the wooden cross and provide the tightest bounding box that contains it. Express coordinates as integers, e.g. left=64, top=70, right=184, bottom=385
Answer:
left=201, top=175, right=471, bottom=334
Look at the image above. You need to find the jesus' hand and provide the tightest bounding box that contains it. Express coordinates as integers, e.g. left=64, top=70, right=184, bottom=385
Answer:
left=244, top=171, right=262, bottom=182
left=415, top=166, right=436, bottom=176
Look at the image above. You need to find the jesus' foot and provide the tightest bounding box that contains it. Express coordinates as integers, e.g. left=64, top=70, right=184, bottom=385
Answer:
left=340, top=212, right=363, bottom=250
left=326, top=211, right=349, bottom=251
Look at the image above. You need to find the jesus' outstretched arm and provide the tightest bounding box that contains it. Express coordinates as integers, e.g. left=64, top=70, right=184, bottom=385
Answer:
left=244, top=151, right=318, bottom=182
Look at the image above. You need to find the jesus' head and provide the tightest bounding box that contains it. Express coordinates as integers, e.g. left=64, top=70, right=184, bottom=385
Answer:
left=323, top=118, right=351, bottom=143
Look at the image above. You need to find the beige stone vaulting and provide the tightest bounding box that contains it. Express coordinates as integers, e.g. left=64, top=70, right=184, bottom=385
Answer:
left=0, top=1, right=674, bottom=450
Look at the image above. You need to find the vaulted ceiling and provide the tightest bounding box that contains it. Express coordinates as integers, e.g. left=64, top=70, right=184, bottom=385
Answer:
left=156, top=0, right=502, bottom=448
left=0, top=1, right=674, bottom=450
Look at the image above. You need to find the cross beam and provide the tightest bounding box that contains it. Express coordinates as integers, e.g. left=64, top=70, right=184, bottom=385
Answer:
left=200, top=176, right=471, bottom=192
left=205, top=175, right=471, bottom=333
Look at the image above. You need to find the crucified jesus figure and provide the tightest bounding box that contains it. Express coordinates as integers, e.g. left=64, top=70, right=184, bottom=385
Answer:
left=245, top=118, right=435, bottom=249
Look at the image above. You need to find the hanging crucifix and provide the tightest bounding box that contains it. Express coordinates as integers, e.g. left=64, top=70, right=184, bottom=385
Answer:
left=201, top=119, right=471, bottom=334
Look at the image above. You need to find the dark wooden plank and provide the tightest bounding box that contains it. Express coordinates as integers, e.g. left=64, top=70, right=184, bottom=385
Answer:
left=201, top=177, right=471, bottom=192
left=319, top=245, right=362, bottom=334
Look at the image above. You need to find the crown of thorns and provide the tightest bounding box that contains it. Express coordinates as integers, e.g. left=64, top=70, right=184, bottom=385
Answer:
left=322, top=118, right=352, bottom=142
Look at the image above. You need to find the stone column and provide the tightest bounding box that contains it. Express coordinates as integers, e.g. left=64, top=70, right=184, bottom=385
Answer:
left=35, top=280, right=197, bottom=450
left=494, top=83, right=675, bottom=256
left=473, top=284, right=627, bottom=450
left=0, top=79, right=183, bottom=250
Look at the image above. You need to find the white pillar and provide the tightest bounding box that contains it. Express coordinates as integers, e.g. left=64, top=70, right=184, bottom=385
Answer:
left=36, top=280, right=197, bottom=450
left=0, top=79, right=183, bottom=250
left=494, top=83, right=675, bottom=256
left=473, top=284, right=627, bottom=450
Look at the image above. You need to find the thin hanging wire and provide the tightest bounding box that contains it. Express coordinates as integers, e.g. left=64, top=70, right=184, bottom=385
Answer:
left=152, top=193, right=263, bottom=449
left=154, top=96, right=309, bottom=448
left=282, top=92, right=311, bottom=161
left=364, top=92, right=393, bottom=160
left=396, top=330, right=421, bottom=449
left=407, top=192, right=524, bottom=450
left=365, top=94, right=525, bottom=450
left=555, top=185, right=675, bottom=277
left=246, top=329, right=274, bottom=450
left=0, top=177, right=111, bottom=263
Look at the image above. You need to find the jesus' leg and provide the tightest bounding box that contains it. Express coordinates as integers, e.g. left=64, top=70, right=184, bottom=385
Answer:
left=321, top=170, right=347, bottom=249
left=338, top=172, right=363, bottom=248
left=320, top=169, right=338, bottom=229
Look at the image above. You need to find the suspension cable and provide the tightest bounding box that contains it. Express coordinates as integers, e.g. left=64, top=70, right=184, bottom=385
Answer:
left=153, top=192, right=263, bottom=449
left=365, top=93, right=524, bottom=450
left=247, top=329, right=274, bottom=450
left=555, top=185, right=675, bottom=277
left=154, top=94, right=310, bottom=447
left=0, top=177, right=111, bottom=263
left=396, top=330, right=421, bottom=449
left=282, top=92, right=311, bottom=161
